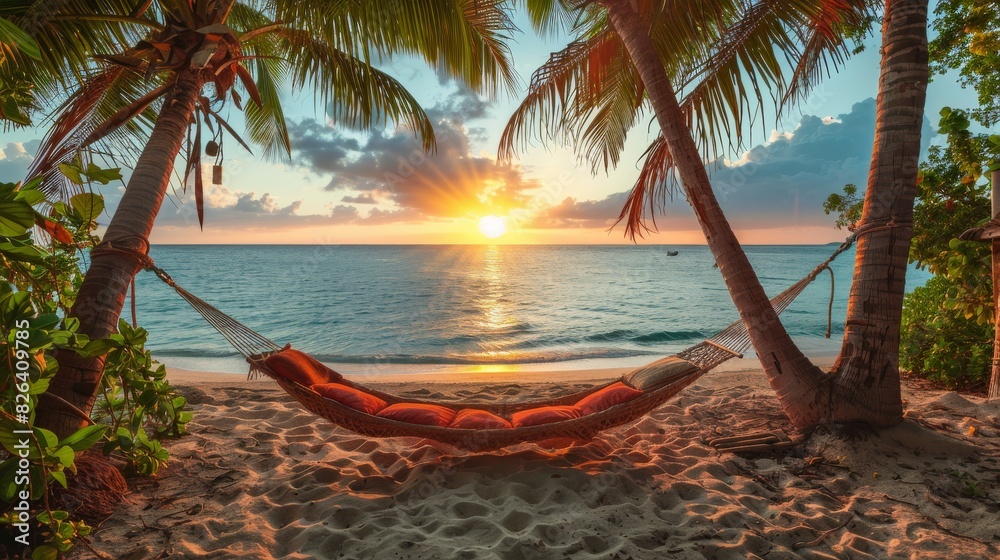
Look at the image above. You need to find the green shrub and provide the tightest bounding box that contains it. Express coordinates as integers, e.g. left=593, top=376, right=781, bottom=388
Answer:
left=900, top=276, right=993, bottom=388
left=1, top=165, right=191, bottom=558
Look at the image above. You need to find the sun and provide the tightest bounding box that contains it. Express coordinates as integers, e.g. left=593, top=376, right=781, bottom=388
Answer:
left=478, top=215, right=507, bottom=239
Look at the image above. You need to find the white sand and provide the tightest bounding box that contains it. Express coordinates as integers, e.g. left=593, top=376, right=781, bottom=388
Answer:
left=73, top=361, right=1000, bottom=559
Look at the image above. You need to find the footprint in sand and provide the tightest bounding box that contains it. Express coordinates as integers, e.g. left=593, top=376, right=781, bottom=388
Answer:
left=499, top=509, right=534, bottom=532
left=450, top=500, right=492, bottom=518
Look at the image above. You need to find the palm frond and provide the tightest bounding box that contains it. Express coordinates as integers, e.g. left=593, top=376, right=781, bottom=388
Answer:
left=260, top=26, right=436, bottom=151
left=780, top=0, right=876, bottom=109
left=2, top=0, right=153, bottom=98
left=521, top=0, right=577, bottom=38
left=28, top=63, right=161, bottom=198
left=615, top=134, right=675, bottom=239
left=242, top=54, right=291, bottom=160
left=273, top=0, right=519, bottom=98
left=499, top=28, right=637, bottom=169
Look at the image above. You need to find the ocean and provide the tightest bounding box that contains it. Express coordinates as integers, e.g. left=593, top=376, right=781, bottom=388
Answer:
left=132, top=244, right=932, bottom=375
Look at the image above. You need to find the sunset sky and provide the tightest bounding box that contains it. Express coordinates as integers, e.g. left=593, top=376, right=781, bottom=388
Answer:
left=0, top=8, right=981, bottom=245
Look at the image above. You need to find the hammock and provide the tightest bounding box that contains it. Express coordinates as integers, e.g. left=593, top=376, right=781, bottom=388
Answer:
left=143, top=239, right=854, bottom=451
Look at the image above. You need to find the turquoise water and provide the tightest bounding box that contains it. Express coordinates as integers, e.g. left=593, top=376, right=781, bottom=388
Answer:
left=132, top=244, right=931, bottom=374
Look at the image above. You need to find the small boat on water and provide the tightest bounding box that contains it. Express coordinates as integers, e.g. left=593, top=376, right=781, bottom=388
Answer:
left=666, top=250, right=679, bottom=256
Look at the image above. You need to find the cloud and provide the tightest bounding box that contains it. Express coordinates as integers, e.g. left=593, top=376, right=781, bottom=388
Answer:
left=532, top=192, right=630, bottom=229
left=283, top=121, right=360, bottom=176
left=330, top=204, right=361, bottom=222
left=361, top=206, right=426, bottom=225
left=155, top=185, right=333, bottom=230
left=434, top=83, right=491, bottom=120
left=0, top=140, right=40, bottom=183
left=154, top=184, right=424, bottom=230
left=341, top=193, right=376, bottom=204
left=287, top=86, right=540, bottom=224
left=532, top=98, right=935, bottom=231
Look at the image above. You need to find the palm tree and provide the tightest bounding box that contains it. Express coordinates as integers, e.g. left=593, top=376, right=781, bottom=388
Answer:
left=17, top=0, right=517, bottom=439
left=502, top=0, right=928, bottom=428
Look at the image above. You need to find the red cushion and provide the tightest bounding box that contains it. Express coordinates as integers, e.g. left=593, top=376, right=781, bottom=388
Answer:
left=449, top=409, right=512, bottom=430
left=511, top=406, right=581, bottom=428
left=313, top=383, right=387, bottom=415
left=264, top=348, right=342, bottom=387
left=376, top=403, right=456, bottom=427
left=574, top=382, right=643, bottom=415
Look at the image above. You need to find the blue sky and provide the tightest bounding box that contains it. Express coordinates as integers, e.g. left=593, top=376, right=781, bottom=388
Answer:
left=0, top=5, right=987, bottom=244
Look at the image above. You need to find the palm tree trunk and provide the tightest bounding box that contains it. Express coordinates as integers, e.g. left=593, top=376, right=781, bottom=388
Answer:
left=830, top=0, right=928, bottom=425
left=602, top=0, right=830, bottom=428
left=37, top=70, right=204, bottom=438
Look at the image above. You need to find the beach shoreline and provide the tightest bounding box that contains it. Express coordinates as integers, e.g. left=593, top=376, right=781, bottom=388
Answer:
left=161, top=352, right=840, bottom=385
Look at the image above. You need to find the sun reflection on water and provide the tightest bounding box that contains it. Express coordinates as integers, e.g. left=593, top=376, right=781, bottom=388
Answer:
left=473, top=245, right=520, bottom=359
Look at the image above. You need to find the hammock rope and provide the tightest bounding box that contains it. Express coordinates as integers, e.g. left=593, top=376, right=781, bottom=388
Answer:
left=146, top=264, right=283, bottom=357
left=134, top=236, right=856, bottom=450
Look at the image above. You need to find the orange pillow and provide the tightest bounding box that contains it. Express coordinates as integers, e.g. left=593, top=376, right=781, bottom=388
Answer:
left=376, top=403, right=456, bottom=427
left=313, top=383, right=387, bottom=415
left=511, top=406, right=581, bottom=428
left=574, top=382, right=643, bottom=415
left=264, top=348, right=342, bottom=387
left=449, top=409, right=512, bottom=430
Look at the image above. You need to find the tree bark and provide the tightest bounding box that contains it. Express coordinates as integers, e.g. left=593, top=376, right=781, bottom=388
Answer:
left=36, top=70, right=205, bottom=438
left=603, top=1, right=830, bottom=428
left=830, top=0, right=928, bottom=425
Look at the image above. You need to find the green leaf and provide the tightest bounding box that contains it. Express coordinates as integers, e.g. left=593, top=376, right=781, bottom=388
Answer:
left=0, top=200, right=35, bottom=236
left=0, top=426, right=34, bottom=456
left=0, top=240, right=46, bottom=264
left=79, top=338, right=120, bottom=356
left=0, top=17, right=41, bottom=59
left=70, top=193, right=104, bottom=222
left=27, top=376, right=50, bottom=395
left=31, top=313, right=61, bottom=331
left=58, top=163, right=84, bottom=185
left=51, top=445, right=75, bottom=468
left=32, top=427, right=59, bottom=449
left=59, top=425, right=106, bottom=452
left=49, top=470, right=67, bottom=489
left=62, top=316, right=80, bottom=333
left=0, top=96, right=30, bottom=126
left=15, top=188, right=45, bottom=206
left=138, top=389, right=157, bottom=407
left=83, top=164, right=122, bottom=185
left=31, top=544, right=59, bottom=560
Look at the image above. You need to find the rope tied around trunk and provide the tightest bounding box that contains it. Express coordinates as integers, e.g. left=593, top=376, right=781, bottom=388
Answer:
left=90, top=236, right=153, bottom=268
left=90, top=236, right=156, bottom=329
left=852, top=219, right=913, bottom=239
